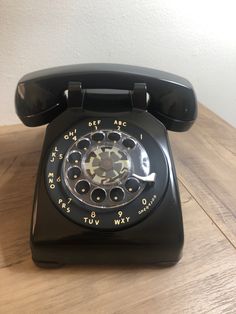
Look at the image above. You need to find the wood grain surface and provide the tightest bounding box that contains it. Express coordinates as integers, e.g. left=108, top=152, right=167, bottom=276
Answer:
left=0, top=105, right=236, bottom=313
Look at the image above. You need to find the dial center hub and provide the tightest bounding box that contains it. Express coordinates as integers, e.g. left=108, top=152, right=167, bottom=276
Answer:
left=83, top=146, right=130, bottom=186
left=100, top=158, right=113, bottom=171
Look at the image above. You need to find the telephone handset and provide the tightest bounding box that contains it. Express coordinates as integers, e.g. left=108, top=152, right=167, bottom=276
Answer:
left=16, top=64, right=197, bottom=267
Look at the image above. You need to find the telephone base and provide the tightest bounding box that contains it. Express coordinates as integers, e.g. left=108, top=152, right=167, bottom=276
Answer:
left=31, top=243, right=183, bottom=268
left=32, top=259, right=64, bottom=269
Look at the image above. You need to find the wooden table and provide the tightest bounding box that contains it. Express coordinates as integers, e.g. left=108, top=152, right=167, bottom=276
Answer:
left=0, top=105, right=235, bottom=313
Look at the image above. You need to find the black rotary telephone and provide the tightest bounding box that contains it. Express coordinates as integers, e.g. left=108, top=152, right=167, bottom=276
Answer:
left=16, top=64, right=197, bottom=267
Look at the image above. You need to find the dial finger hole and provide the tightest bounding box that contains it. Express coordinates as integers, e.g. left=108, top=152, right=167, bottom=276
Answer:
left=68, top=151, right=81, bottom=164
left=125, top=178, right=140, bottom=193
left=91, top=188, right=106, bottom=203
left=92, top=132, right=105, bottom=142
left=110, top=187, right=125, bottom=202
left=122, top=138, right=136, bottom=149
left=67, top=167, right=81, bottom=180
left=75, top=180, right=90, bottom=194
left=77, top=139, right=90, bottom=150
left=108, top=132, right=121, bottom=142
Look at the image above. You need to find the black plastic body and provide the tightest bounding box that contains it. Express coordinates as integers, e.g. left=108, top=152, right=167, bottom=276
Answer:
left=15, top=63, right=197, bottom=131
left=31, top=109, right=184, bottom=267
left=14, top=64, right=198, bottom=267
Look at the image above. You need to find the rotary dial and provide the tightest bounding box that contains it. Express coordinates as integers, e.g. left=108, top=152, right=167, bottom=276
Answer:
left=62, top=130, right=153, bottom=208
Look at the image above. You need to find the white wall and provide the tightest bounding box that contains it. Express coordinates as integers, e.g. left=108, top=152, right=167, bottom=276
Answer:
left=1, top=0, right=236, bottom=127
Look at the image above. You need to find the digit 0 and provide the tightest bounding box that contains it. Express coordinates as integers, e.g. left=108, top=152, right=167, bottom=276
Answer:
left=142, top=198, right=147, bottom=205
